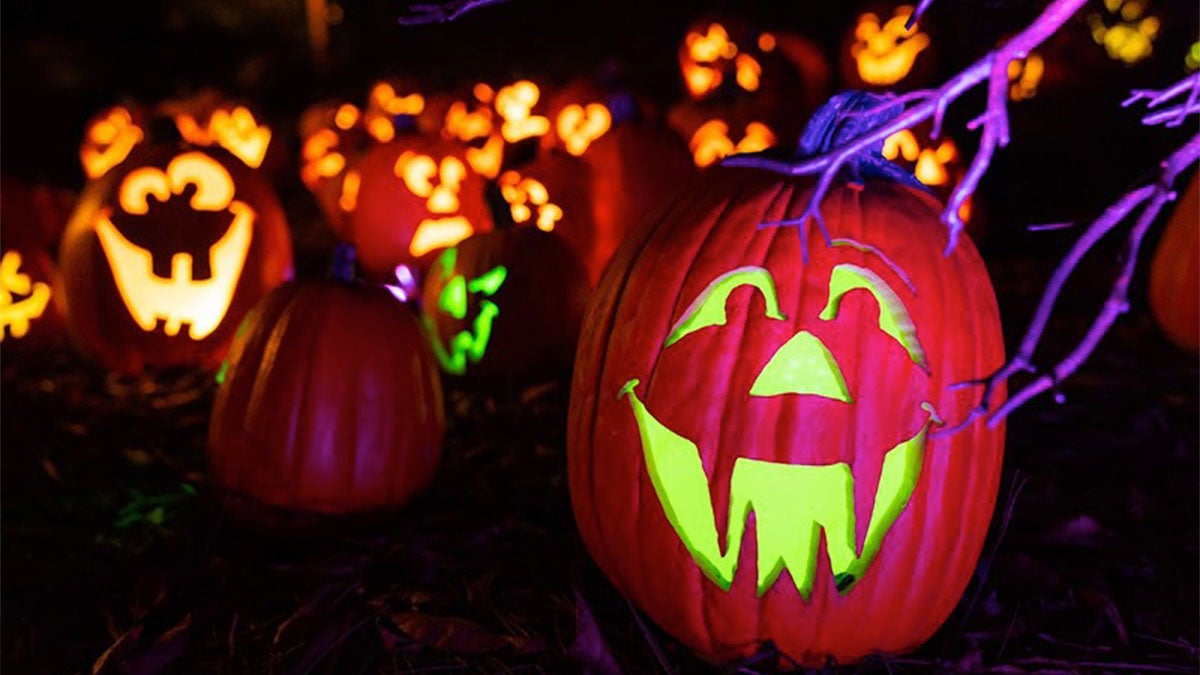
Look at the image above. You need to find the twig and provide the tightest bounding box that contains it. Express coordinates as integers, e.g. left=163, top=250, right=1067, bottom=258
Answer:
left=397, top=0, right=509, bottom=24
left=725, top=0, right=1089, bottom=253
left=1124, top=72, right=1200, bottom=128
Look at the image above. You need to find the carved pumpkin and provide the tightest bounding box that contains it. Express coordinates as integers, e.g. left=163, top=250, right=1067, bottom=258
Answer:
left=346, top=135, right=492, bottom=277
left=299, top=100, right=372, bottom=238
left=543, top=80, right=696, bottom=283
left=60, top=146, right=293, bottom=373
left=158, top=90, right=276, bottom=171
left=1148, top=174, right=1199, bottom=351
left=420, top=224, right=589, bottom=385
left=880, top=124, right=979, bottom=234
left=568, top=167, right=1005, bottom=666
left=842, top=4, right=934, bottom=90
left=209, top=280, right=444, bottom=514
left=0, top=247, right=63, bottom=349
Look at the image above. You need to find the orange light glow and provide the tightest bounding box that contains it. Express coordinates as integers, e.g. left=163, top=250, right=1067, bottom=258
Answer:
left=339, top=170, right=360, bottom=212
left=443, top=101, right=494, bottom=142
left=555, top=103, right=612, bottom=156
left=1007, top=53, right=1044, bottom=101
left=0, top=251, right=52, bottom=341
left=499, top=171, right=562, bottom=231
left=735, top=53, right=762, bottom=92
left=81, top=107, right=145, bottom=179
left=851, top=6, right=930, bottom=85
left=102, top=152, right=255, bottom=340
left=687, top=23, right=737, bottom=62
left=1087, top=0, right=1159, bottom=64
left=394, top=152, right=467, bottom=214
left=334, top=103, right=360, bottom=130
left=300, top=129, right=345, bottom=187
left=410, top=217, right=474, bottom=257
left=466, top=134, right=504, bottom=179
left=495, top=81, right=550, bottom=143
left=758, top=32, right=776, bottom=52
left=209, top=106, right=271, bottom=168
left=473, top=83, right=495, bottom=104
left=914, top=141, right=957, bottom=187
left=689, top=120, right=776, bottom=168
left=682, top=63, right=723, bottom=98
left=882, top=129, right=921, bottom=162
left=367, top=115, right=396, bottom=143
left=371, top=83, right=426, bottom=116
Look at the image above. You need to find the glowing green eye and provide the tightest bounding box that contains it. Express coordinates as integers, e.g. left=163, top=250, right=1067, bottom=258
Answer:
left=665, top=267, right=786, bottom=347
left=821, top=263, right=928, bottom=373
left=468, top=265, right=507, bottom=297
left=750, top=330, right=851, bottom=401
left=438, top=275, right=467, bottom=319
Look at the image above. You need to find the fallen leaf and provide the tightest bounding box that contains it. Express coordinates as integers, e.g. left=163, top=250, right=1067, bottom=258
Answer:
left=567, top=589, right=621, bottom=675
left=388, top=612, right=530, bottom=655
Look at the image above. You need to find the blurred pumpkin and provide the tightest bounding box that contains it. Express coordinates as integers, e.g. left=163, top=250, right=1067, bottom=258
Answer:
left=420, top=223, right=589, bottom=386
left=158, top=89, right=279, bottom=173
left=0, top=246, right=64, bottom=350
left=841, top=4, right=935, bottom=90
left=299, top=100, right=372, bottom=238
left=1148, top=174, right=1199, bottom=351
left=209, top=280, right=444, bottom=514
left=60, top=143, right=293, bottom=373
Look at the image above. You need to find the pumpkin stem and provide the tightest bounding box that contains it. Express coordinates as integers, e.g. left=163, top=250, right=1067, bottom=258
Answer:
left=330, top=243, right=358, bottom=283
left=796, top=91, right=925, bottom=188
left=484, top=181, right=516, bottom=230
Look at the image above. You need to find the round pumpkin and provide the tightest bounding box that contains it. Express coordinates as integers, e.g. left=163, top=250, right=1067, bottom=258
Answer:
left=208, top=280, right=444, bottom=514
left=567, top=166, right=1006, bottom=666
left=345, top=135, right=492, bottom=278
left=1148, top=173, right=1199, bottom=351
left=60, top=145, right=293, bottom=373
left=420, top=224, right=589, bottom=386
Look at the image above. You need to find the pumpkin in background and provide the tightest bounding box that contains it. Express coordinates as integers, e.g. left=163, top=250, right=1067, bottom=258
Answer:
left=208, top=280, right=444, bottom=515
left=60, top=145, right=293, bottom=373
left=1, top=175, right=77, bottom=250
left=568, top=161, right=1005, bottom=665
left=841, top=4, right=935, bottom=90
left=421, top=224, right=589, bottom=386
left=362, top=79, right=428, bottom=144
left=299, top=100, right=372, bottom=238
left=543, top=79, right=696, bottom=284
left=880, top=124, right=982, bottom=237
left=1149, top=174, right=1199, bottom=351
left=346, top=135, right=492, bottom=278
left=0, top=247, right=63, bottom=349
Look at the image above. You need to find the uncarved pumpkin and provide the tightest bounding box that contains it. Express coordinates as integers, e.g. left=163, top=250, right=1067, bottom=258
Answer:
left=1149, top=174, right=1199, bottom=351
left=60, top=145, right=293, bottom=373
left=208, top=280, right=444, bottom=514
left=568, top=167, right=1005, bottom=667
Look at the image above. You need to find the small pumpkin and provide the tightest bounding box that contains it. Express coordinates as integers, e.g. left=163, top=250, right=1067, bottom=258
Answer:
left=346, top=135, right=492, bottom=278
left=60, top=144, right=293, bottom=373
left=420, top=223, right=589, bottom=386
left=1148, top=174, right=1199, bottom=351
left=208, top=280, right=444, bottom=514
left=568, top=96, right=1005, bottom=667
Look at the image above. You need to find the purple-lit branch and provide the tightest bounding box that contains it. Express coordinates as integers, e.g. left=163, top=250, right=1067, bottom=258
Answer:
left=725, top=0, right=1088, bottom=253
left=1124, top=72, right=1200, bottom=127
left=397, top=0, right=509, bottom=25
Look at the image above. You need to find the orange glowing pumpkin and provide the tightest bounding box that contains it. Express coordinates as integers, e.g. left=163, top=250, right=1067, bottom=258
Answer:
left=842, top=4, right=935, bottom=90
left=299, top=100, right=373, bottom=238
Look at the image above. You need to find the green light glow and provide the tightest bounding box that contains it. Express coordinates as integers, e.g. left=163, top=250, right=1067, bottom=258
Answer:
left=665, top=267, right=786, bottom=347
left=435, top=248, right=458, bottom=279
left=621, top=379, right=932, bottom=599
left=1187, top=41, right=1200, bottom=71
left=426, top=299, right=500, bottom=375
left=749, top=330, right=852, bottom=402
left=439, top=275, right=468, bottom=320
left=820, top=263, right=928, bottom=373
left=215, top=359, right=230, bottom=385
left=468, top=266, right=507, bottom=296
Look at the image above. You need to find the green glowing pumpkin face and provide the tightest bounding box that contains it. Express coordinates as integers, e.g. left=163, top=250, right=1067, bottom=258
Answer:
left=621, top=260, right=937, bottom=599
left=424, top=246, right=507, bottom=375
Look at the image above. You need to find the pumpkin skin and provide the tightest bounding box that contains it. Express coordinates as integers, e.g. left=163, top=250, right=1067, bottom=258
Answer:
left=299, top=100, right=372, bottom=239
left=346, top=135, right=492, bottom=278
left=60, top=145, right=293, bottom=373
left=209, top=281, right=444, bottom=514
left=568, top=168, right=1006, bottom=667
left=1148, top=174, right=1199, bottom=351
left=420, top=225, right=589, bottom=386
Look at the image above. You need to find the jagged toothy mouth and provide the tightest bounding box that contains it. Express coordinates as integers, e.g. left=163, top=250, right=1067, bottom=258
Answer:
left=620, top=378, right=939, bottom=600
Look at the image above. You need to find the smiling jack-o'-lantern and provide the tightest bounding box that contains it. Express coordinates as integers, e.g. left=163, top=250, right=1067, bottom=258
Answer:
left=346, top=136, right=492, bottom=277
left=568, top=163, right=1005, bottom=665
left=299, top=100, right=374, bottom=237
left=61, top=146, right=292, bottom=372
left=843, top=5, right=933, bottom=89
left=421, top=224, right=589, bottom=385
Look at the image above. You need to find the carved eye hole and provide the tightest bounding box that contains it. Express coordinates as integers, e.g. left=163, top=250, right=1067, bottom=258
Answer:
left=395, top=152, right=438, bottom=197
left=750, top=331, right=852, bottom=402
left=822, top=263, right=928, bottom=373
left=167, top=153, right=235, bottom=211
left=665, top=267, right=785, bottom=347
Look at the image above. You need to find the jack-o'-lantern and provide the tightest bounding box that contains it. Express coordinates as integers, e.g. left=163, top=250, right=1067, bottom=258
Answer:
left=363, top=80, right=427, bottom=144
left=568, top=99, right=1005, bottom=666
left=60, top=146, right=293, bottom=373
left=1148, top=174, right=1198, bottom=351
left=880, top=125, right=979, bottom=234
left=0, top=247, right=63, bottom=349
left=421, top=224, right=589, bottom=385
left=299, top=101, right=373, bottom=237
left=542, top=79, right=696, bottom=283
left=1086, top=0, right=1159, bottom=64
left=346, top=136, right=492, bottom=277
left=843, top=5, right=934, bottom=90
left=687, top=119, right=777, bottom=169
left=209, top=280, right=444, bottom=515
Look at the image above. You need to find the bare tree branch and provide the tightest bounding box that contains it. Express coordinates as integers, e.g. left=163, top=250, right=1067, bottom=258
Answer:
left=397, top=0, right=509, bottom=25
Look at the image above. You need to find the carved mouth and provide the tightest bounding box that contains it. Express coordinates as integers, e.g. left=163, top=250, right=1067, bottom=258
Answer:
left=95, top=202, right=254, bottom=339
left=620, top=378, right=938, bottom=600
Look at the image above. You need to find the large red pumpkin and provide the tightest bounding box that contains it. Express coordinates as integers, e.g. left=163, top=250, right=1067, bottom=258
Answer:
left=1148, top=174, right=1199, bottom=351
left=60, top=145, right=293, bottom=373
left=568, top=167, right=1006, bottom=666
left=208, top=280, right=444, bottom=514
